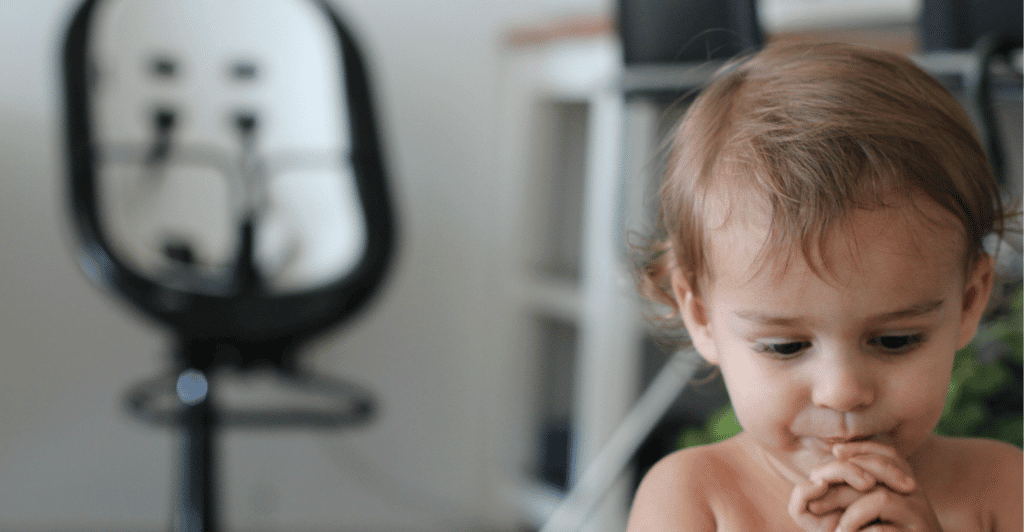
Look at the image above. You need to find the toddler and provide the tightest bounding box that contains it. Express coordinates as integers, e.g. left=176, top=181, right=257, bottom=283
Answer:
left=627, top=42, right=1022, bottom=531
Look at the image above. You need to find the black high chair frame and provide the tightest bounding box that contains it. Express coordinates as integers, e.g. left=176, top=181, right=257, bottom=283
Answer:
left=61, top=1, right=395, bottom=530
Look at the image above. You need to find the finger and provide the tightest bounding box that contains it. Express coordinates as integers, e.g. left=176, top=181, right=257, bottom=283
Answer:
left=806, top=483, right=862, bottom=515
left=790, top=461, right=876, bottom=521
left=832, top=440, right=901, bottom=462
left=832, top=441, right=916, bottom=494
left=807, top=460, right=876, bottom=492
left=793, top=513, right=841, bottom=532
left=789, top=491, right=842, bottom=532
left=789, top=479, right=830, bottom=518
left=859, top=524, right=903, bottom=532
left=835, top=489, right=914, bottom=532
left=800, top=513, right=841, bottom=532
left=845, top=453, right=915, bottom=493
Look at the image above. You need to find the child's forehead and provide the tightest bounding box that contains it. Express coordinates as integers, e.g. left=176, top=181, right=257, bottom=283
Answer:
left=702, top=187, right=967, bottom=287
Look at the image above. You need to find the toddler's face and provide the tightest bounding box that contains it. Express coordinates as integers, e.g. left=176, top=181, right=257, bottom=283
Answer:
left=677, top=200, right=992, bottom=476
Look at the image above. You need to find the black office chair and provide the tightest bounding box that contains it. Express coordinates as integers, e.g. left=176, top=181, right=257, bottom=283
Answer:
left=920, top=0, right=1023, bottom=185
left=61, top=1, right=395, bottom=530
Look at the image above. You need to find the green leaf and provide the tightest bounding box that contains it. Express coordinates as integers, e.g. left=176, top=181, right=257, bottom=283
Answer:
left=710, top=405, right=742, bottom=440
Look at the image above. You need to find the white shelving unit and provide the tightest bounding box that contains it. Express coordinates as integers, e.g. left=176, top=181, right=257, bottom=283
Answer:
left=496, top=32, right=679, bottom=532
left=494, top=27, right=727, bottom=531
left=497, top=34, right=630, bottom=532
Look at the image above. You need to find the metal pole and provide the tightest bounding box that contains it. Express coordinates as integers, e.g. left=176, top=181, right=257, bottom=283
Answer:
left=174, top=339, right=218, bottom=532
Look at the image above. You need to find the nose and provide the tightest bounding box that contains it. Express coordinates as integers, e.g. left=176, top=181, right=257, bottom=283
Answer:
left=810, top=348, right=875, bottom=412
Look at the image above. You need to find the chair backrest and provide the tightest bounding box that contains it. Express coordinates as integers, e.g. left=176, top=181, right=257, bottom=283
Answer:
left=919, top=0, right=1022, bottom=188
left=62, top=0, right=395, bottom=361
left=920, top=0, right=1022, bottom=51
left=617, top=0, right=762, bottom=64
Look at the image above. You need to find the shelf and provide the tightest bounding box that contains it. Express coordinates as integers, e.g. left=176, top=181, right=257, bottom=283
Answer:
left=620, top=60, right=723, bottom=97
left=519, top=277, right=581, bottom=322
left=529, top=100, right=588, bottom=283
left=619, top=48, right=1024, bottom=99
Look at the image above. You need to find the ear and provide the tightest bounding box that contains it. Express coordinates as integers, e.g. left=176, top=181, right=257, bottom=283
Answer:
left=956, top=253, right=995, bottom=350
left=670, top=269, right=719, bottom=365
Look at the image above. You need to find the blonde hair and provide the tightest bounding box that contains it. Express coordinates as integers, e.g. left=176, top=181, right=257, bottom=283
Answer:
left=641, top=42, right=1005, bottom=315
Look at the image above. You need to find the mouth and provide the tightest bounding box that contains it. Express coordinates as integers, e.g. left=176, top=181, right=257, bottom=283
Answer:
left=798, top=433, right=881, bottom=455
left=820, top=434, right=874, bottom=446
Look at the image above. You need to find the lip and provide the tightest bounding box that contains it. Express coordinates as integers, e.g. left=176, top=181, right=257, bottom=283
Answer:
left=819, top=434, right=874, bottom=445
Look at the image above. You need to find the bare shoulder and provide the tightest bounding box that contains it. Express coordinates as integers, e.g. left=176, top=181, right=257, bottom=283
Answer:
left=627, top=442, right=734, bottom=532
left=929, top=436, right=1022, bottom=531
left=963, top=438, right=1022, bottom=532
left=941, top=436, right=1022, bottom=487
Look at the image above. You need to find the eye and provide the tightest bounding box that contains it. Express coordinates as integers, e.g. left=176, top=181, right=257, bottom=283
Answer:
left=868, top=334, right=924, bottom=354
left=754, top=341, right=811, bottom=358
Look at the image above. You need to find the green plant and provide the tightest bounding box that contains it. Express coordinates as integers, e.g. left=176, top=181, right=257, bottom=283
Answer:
left=934, top=286, right=1022, bottom=446
left=678, top=287, right=1023, bottom=450
left=677, top=402, right=742, bottom=449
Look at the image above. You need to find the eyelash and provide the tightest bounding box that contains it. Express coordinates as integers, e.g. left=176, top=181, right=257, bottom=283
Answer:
left=753, top=341, right=810, bottom=358
left=753, top=334, right=926, bottom=358
left=867, top=333, right=926, bottom=354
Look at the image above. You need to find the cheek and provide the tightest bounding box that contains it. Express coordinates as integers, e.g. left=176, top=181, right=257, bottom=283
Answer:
left=719, top=352, right=803, bottom=432
left=891, top=353, right=955, bottom=423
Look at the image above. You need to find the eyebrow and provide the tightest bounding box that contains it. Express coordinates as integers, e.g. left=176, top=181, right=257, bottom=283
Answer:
left=734, top=299, right=946, bottom=326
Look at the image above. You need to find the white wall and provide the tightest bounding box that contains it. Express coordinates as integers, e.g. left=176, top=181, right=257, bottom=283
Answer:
left=0, top=1, right=605, bottom=531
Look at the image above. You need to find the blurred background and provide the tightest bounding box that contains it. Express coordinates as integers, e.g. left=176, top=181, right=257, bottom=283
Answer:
left=0, top=1, right=1019, bottom=531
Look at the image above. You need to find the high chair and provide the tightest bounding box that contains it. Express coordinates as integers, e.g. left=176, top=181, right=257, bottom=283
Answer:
left=61, top=1, right=395, bottom=530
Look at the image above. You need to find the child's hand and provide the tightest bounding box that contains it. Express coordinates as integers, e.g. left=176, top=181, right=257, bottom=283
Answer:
left=788, top=441, right=943, bottom=531
left=787, top=456, right=882, bottom=532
